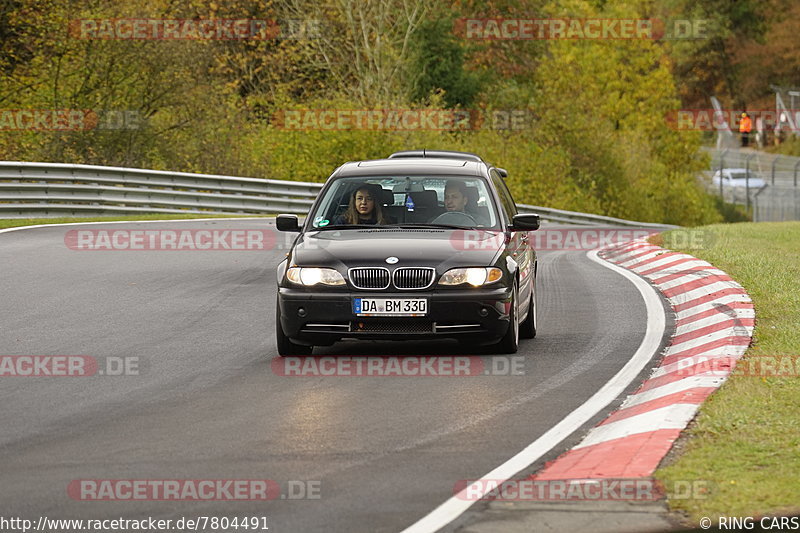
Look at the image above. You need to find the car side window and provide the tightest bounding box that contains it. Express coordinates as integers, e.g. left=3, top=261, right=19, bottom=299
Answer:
left=491, top=171, right=517, bottom=224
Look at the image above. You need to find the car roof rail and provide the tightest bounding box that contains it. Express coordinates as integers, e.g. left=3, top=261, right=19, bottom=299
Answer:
left=387, top=150, right=484, bottom=162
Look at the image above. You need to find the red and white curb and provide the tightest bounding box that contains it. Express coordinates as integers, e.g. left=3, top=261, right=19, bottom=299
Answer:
left=402, top=236, right=751, bottom=533
left=531, top=237, right=754, bottom=481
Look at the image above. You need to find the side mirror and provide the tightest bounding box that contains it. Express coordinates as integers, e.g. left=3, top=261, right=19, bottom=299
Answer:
left=496, top=168, right=509, bottom=178
left=511, top=213, right=540, bottom=231
left=276, top=214, right=300, bottom=232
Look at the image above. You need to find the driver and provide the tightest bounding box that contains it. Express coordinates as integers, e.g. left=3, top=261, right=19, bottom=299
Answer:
left=441, top=180, right=487, bottom=226
left=444, top=181, right=469, bottom=213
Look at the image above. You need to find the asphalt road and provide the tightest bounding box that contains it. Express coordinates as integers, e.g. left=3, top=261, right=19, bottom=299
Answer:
left=0, top=219, right=670, bottom=532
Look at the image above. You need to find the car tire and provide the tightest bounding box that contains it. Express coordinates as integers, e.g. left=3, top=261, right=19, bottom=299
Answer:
left=276, top=296, right=313, bottom=356
left=495, top=283, right=519, bottom=354
left=519, top=285, right=536, bottom=339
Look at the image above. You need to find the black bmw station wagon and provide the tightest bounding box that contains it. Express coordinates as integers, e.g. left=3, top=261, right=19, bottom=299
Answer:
left=275, top=150, right=540, bottom=355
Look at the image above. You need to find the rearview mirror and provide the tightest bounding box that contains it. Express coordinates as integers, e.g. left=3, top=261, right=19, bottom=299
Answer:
left=276, top=214, right=300, bottom=232
left=511, top=213, right=540, bottom=231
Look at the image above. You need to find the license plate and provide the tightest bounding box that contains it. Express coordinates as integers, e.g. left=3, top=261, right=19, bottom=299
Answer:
left=353, top=298, right=428, bottom=316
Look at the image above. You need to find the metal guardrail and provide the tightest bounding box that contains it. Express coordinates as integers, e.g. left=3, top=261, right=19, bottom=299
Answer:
left=0, top=161, right=677, bottom=228
left=515, top=204, right=676, bottom=229
left=0, top=161, right=320, bottom=218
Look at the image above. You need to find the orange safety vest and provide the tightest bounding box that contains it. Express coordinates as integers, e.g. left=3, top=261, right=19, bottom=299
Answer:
left=739, top=116, right=752, bottom=133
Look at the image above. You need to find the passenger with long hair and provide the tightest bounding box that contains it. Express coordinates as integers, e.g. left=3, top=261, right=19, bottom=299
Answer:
left=335, top=184, right=391, bottom=225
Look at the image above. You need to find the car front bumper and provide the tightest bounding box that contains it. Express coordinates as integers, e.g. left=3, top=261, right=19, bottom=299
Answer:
left=277, top=286, right=513, bottom=346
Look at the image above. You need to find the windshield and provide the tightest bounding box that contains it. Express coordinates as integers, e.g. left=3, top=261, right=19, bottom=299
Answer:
left=308, top=176, right=501, bottom=230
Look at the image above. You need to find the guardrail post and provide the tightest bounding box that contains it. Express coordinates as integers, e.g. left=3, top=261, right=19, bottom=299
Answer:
left=794, top=159, right=800, bottom=187
left=745, top=153, right=756, bottom=214
left=772, top=156, right=778, bottom=185
left=719, top=149, right=728, bottom=199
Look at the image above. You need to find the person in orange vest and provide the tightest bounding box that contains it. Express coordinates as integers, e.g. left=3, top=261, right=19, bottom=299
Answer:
left=739, top=112, right=752, bottom=147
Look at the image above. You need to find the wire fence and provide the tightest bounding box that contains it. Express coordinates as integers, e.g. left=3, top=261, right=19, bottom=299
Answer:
left=702, top=147, right=800, bottom=221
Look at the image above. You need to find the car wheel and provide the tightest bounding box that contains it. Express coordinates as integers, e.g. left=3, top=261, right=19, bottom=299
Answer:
left=519, top=285, right=536, bottom=339
left=276, top=296, right=313, bottom=356
left=495, top=282, right=519, bottom=354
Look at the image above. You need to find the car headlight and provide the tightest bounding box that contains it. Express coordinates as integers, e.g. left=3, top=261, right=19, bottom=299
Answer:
left=438, top=267, right=503, bottom=287
left=286, top=267, right=345, bottom=286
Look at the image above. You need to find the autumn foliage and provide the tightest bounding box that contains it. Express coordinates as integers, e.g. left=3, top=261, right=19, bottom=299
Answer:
left=1, top=0, right=787, bottom=224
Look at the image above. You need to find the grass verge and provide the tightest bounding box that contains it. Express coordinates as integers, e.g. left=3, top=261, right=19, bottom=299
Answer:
left=653, top=222, right=800, bottom=522
left=0, top=214, right=271, bottom=231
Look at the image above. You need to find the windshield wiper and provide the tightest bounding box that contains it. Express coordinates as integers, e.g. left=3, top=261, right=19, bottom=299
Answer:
left=314, top=223, right=485, bottom=231
left=385, top=223, right=467, bottom=230
left=313, top=224, right=381, bottom=230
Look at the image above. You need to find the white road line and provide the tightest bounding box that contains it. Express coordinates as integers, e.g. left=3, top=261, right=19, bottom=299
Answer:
left=400, top=248, right=667, bottom=533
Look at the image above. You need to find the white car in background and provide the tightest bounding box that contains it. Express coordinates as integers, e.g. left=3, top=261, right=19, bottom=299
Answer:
left=711, top=168, right=767, bottom=189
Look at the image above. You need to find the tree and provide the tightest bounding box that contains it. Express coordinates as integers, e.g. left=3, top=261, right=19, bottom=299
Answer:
left=283, top=0, right=431, bottom=104
left=408, top=17, right=484, bottom=108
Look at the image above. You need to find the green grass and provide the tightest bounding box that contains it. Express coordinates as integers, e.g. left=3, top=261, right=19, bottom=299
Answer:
left=654, top=222, right=800, bottom=523
left=0, top=214, right=272, bottom=230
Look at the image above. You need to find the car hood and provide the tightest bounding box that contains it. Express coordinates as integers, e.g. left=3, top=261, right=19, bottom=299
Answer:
left=290, top=228, right=504, bottom=271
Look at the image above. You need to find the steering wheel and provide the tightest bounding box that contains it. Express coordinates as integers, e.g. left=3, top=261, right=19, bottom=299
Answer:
left=430, top=211, right=478, bottom=226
